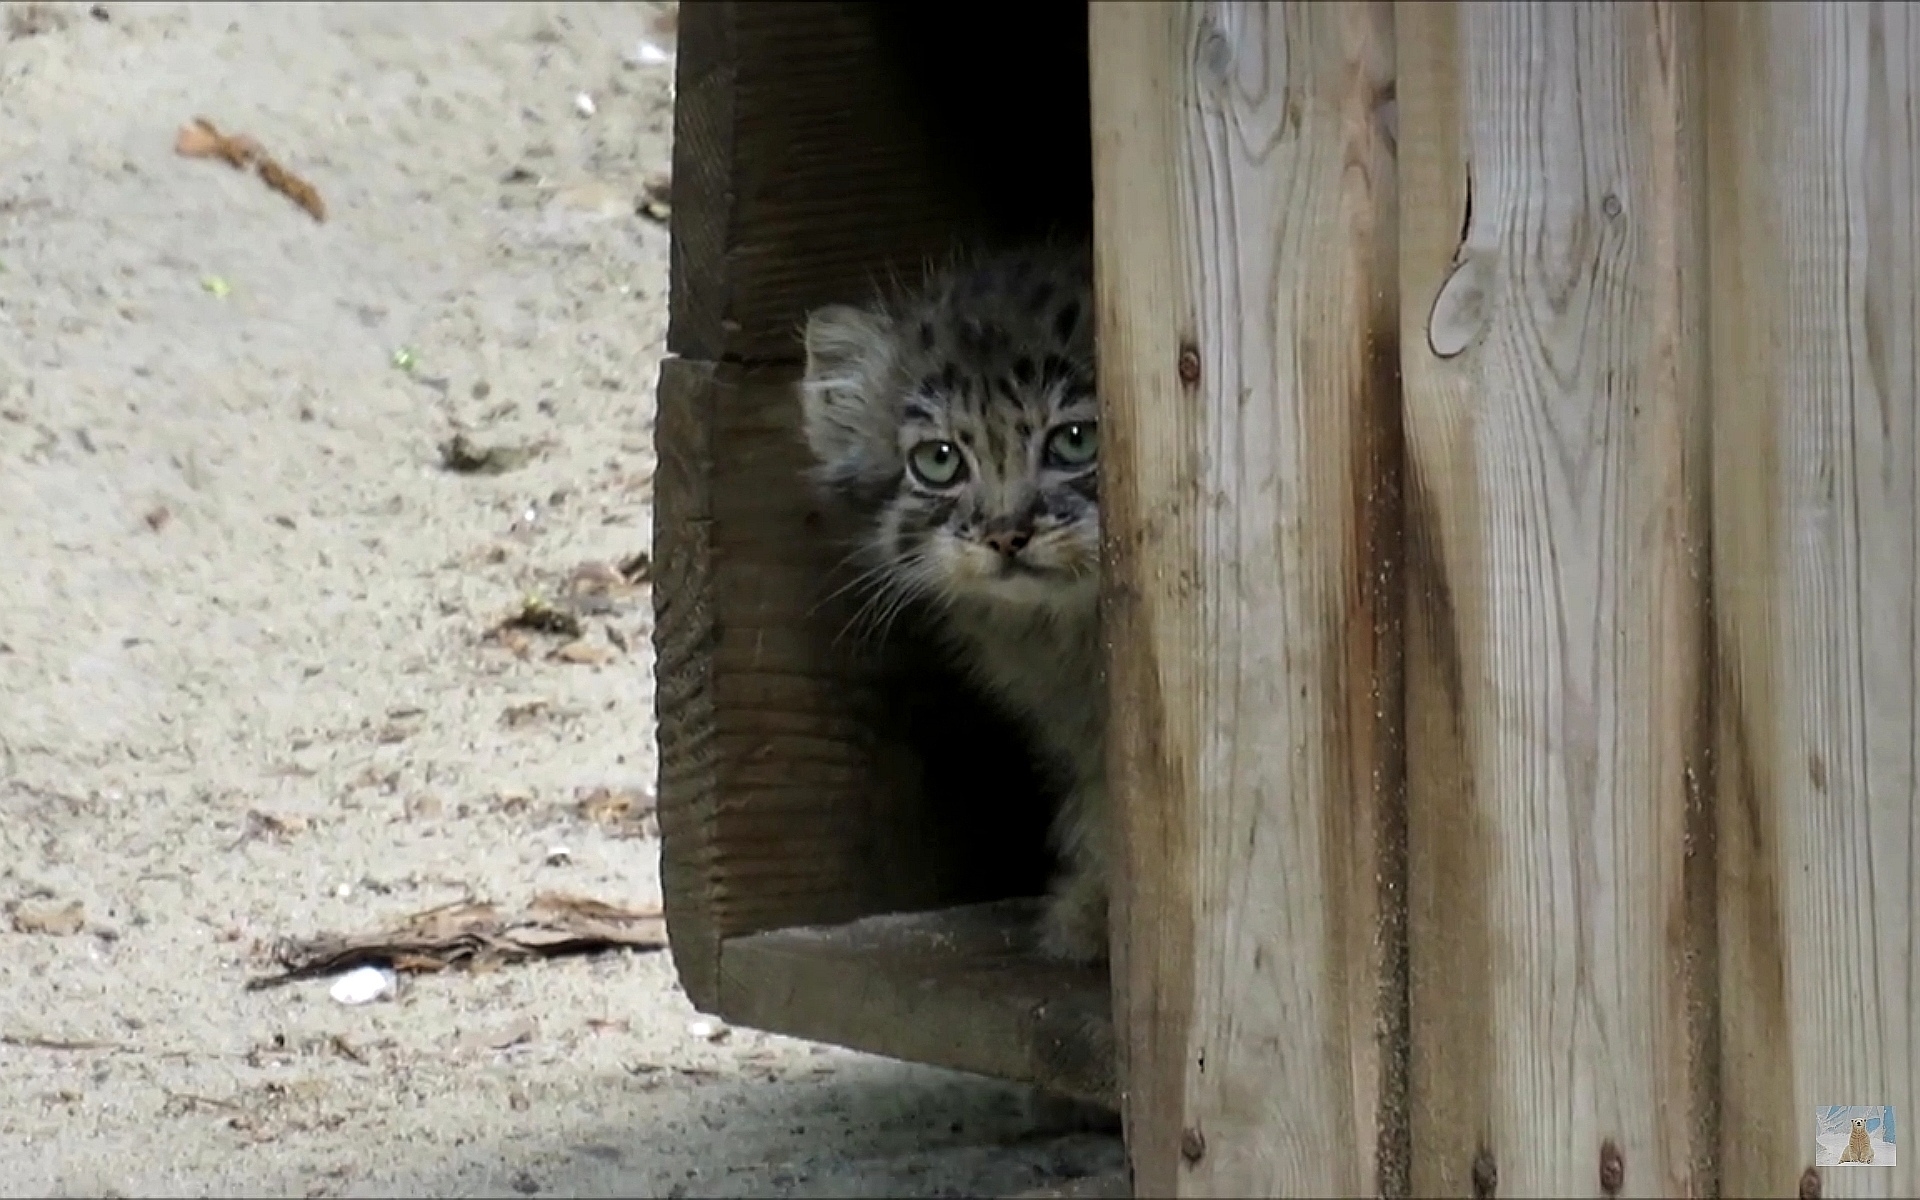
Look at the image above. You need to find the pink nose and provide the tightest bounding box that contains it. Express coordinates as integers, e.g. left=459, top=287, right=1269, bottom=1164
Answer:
left=983, top=528, right=1031, bottom=556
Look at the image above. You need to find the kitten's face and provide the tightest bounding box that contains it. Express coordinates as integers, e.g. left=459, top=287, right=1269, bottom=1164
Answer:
left=881, top=356, right=1099, bottom=611
left=799, top=249, right=1100, bottom=617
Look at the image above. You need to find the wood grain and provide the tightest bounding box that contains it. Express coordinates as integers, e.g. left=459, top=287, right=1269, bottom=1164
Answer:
left=1398, top=3, right=1711, bottom=1194
left=668, top=1, right=1090, bottom=363
left=719, top=899, right=1115, bottom=1108
left=659, top=0, right=1085, bottom=1029
left=1707, top=5, right=1920, bottom=1197
left=653, top=359, right=1053, bottom=1009
left=1091, top=3, right=1402, bottom=1194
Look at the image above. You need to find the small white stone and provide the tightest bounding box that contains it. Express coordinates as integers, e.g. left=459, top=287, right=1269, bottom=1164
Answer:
left=545, top=845, right=572, bottom=866
left=329, top=965, right=396, bottom=1006
left=624, top=40, right=671, bottom=67
left=334, top=882, right=352, bottom=899
left=574, top=91, right=597, bottom=117
left=686, top=1017, right=729, bottom=1043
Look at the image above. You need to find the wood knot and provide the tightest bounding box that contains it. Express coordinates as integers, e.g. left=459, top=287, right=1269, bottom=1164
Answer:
left=1798, top=1166, right=1822, bottom=1200
left=1599, top=1139, right=1624, bottom=1194
left=1177, top=344, right=1201, bottom=385
left=1180, top=1126, right=1206, bottom=1165
left=1428, top=254, right=1491, bottom=359
left=1470, top=1145, right=1498, bottom=1199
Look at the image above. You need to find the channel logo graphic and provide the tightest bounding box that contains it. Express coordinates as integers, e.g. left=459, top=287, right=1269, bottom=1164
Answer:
left=1814, top=1105, right=1896, bottom=1167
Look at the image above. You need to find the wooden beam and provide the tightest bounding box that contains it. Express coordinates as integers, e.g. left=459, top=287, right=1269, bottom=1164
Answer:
left=1091, top=3, right=1404, bottom=1195
left=1706, top=5, right=1920, bottom=1197
left=718, top=900, right=1116, bottom=1108
left=1398, top=3, right=1711, bottom=1194
left=654, top=359, right=1044, bottom=1009
left=666, top=2, right=981, bottom=362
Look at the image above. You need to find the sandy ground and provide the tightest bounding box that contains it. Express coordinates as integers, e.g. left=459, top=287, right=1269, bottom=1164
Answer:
left=0, top=3, right=1123, bottom=1194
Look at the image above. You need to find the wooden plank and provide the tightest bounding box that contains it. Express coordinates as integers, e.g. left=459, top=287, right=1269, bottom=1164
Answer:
left=1397, top=3, right=1711, bottom=1195
left=1706, top=6, right=1920, bottom=1197
left=667, top=1, right=1090, bottom=363
left=718, top=900, right=1117, bottom=1107
left=653, top=358, right=1057, bottom=1010
left=1090, top=3, right=1403, bottom=1195
left=654, top=355, right=723, bottom=1007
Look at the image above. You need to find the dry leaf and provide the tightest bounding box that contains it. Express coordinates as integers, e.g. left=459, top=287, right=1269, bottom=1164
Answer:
left=174, top=117, right=260, bottom=169
left=247, top=893, right=667, bottom=989
left=551, top=639, right=613, bottom=666
left=11, top=898, right=86, bottom=937
left=457, top=1016, right=538, bottom=1052
left=174, top=116, right=324, bottom=222
left=257, top=156, right=325, bottom=222
left=491, top=598, right=583, bottom=640
left=438, top=432, right=537, bottom=475
left=226, top=809, right=310, bottom=850
left=575, top=786, right=657, bottom=836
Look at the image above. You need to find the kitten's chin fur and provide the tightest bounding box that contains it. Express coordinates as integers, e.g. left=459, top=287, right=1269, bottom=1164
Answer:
left=942, top=585, right=1109, bottom=965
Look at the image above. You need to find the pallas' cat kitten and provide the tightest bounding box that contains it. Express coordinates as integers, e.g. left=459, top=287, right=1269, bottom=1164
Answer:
left=796, top=243, right=1109, bottom=964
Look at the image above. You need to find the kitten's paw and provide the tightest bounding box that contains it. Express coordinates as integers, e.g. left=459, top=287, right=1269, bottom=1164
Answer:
left=1038, top=872, right=1109, bottom=965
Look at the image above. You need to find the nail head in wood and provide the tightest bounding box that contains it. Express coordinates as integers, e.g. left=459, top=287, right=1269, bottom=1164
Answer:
left=1470, top=1146, right=1498, bottom=1199
left=1599, top=1139, right=1624, bottom=1194
left=1799, top=1166, right=1822, bottom=1200
left=1177, top=344, right=1200, bottom=385
left=1179, top=1126, right=1206, bottom=1165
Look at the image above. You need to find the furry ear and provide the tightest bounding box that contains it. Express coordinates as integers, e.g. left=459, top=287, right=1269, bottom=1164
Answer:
left=799, top=304, right=900, bottom=501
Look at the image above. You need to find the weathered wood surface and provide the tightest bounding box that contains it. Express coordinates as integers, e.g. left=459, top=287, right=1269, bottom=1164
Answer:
left=667, top=2, right=984, bottom=362
left=1399, top=3, right=1712, bottom=1195
left=1707, top=5, right=1920, bottom=1197
left=719, top=900, right=1116, bottom=1107
left=654, top=357, right=910, bottom=1008
left=658, top=1, right=1087, bottom=1013
left=1091, top=3, right=1403, bottom=1195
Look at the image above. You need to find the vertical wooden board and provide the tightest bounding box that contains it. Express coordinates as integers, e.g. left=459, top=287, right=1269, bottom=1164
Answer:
left=652, top=359, right=940, bottom=1008
left=1091, top=3, right=1401, bottom=1195
left=654, top=356, right=723, bottom=1008
left=1398, top=4, right=1710, bottom=1195
left=667, top=1, right=976, bottom=362
left=1708, top=5, right=1920, bottom=1197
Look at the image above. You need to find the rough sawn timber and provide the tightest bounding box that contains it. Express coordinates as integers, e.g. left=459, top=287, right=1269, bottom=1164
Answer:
left=1707, top=5, right=1920, bottom=1197
left=1398, top=3, right=1714, bottom=1195
left=1091, top=3, right=1404, bottom=1195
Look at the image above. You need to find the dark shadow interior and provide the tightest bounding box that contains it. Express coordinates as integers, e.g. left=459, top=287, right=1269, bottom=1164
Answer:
left=872, top=3, right=1095, bottom=248
left=835, top=1, right=1096, bottom=909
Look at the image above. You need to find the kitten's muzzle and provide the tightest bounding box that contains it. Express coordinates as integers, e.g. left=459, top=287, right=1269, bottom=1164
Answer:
left=982, top=526, right=1032, bottom=557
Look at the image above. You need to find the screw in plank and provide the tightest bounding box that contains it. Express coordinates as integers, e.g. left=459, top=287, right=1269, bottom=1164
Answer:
left=1177, top=344, right=1201, bottom=385
left=1599, top=1139, right=1624, bottom=1195
left=1470, top=1145, right=1498, bottom=1199
left=1180, top=1126, right=1206, bottom=1165
left=1798, top=1166, right=1822, bottom=1200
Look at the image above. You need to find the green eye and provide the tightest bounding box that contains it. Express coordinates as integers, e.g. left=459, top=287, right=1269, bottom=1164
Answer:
left=907, top=439, right=967, bottom=487
left=1044, top=421, right=1098, bottom=468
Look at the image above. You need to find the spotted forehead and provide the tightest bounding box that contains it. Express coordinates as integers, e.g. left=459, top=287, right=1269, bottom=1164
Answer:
left=902, top=357, right=1091, bottom=464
